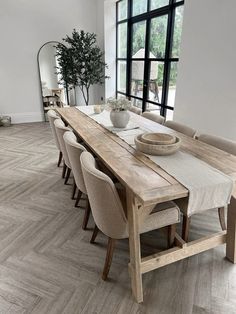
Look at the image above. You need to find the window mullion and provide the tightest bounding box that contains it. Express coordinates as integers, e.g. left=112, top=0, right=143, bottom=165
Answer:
left=161, top=1, right=175, bottom=116
left=143, top=17, right=151, bottom=112
left=126, top=0, right=132, bottom=96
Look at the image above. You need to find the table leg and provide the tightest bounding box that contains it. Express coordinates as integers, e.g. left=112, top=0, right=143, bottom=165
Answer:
left=226, top=196, right=236, bottom=263
left=126, top=188, right=143, bottom=303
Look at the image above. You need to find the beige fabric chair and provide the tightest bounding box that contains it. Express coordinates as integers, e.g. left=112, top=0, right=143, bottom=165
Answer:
left=81, top=151, right=180, bottom=280
left=54, top=118, right=71, bottom=184
left=164, top=120, right=196, bottom=138
left=142, top=111, right=165, bottom=124
left=198, top=134, right=236, bottom=156
left=47, top=110, right=62, bottom=167
left=129, top=106, right=142, bottom=115
left=64, top=131, right=91, bottom=229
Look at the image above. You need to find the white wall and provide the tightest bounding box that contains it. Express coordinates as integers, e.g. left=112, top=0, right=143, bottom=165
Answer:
left=95, top=0, right=106, bottom=103
left=0, top=0, right=104, bottom=123
left=74, top=0, right=106, bottom=106
left=174, top=0, right=236, bottom=140
left=104, top=0, right=117, bottom=99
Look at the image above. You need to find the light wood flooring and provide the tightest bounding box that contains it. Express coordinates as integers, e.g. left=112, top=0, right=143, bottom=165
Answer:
left=0, top=122, right=236, bottom=314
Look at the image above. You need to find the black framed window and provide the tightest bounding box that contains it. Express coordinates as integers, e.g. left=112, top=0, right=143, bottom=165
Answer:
left=116, top=0, right=184, bottom=118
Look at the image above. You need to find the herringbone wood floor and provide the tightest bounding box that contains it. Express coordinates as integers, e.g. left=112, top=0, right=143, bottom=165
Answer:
left=0, top=122, right=236, bottom=314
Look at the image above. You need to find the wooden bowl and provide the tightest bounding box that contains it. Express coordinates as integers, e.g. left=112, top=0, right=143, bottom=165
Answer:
left=134, top=134, right=181, bottom=156
left=141, top=133, right=176, bottom=145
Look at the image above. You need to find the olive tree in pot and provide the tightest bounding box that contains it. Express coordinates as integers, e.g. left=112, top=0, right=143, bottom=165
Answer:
left=56, top=29, right=108, bottom=106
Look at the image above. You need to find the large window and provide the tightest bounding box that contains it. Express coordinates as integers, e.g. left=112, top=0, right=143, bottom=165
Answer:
left=116, top=0, right=184, bottom=118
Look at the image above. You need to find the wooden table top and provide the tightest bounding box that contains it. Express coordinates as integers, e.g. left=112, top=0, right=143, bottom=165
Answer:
left=57, top=107, right=236, bottom=206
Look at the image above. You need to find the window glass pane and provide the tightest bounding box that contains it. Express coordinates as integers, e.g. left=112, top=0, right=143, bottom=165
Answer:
left=117, top=61, right=127, bottom=93
left=167, top=62, right=178, bottom=107
left=166, top=109, right=174, bottom=121
left=132, top=0, right=148, bottom=17
left=145, top=102, right=161, bottom=113
left=148, top=61, right=164, bottom=103
left=132, top=21, right=146, bottom=57
left=150, top=0, right=169, bottom=11
left=130, top=97, right=143, bottom=109
left=118, top=23, right=127, bottom=58
left=171, top=5, right=184, bottom=58
left=149, top=15, right=168, bottom=58
left=131, top=61, right=144, bottom=98
left=118, top=0, right=127, bottom=21
left=117, top=93, right=125, bottom=99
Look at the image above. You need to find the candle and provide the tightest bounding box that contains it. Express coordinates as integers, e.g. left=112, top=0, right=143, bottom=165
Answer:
left=93, top=105, right=102, bottom=114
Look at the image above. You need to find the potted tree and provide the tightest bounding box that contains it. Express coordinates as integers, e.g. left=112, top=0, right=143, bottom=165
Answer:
left=56, top=29, right=108, bottom=106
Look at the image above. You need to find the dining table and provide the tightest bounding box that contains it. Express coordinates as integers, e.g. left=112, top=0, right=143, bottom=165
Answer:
left=56, top=106, right=236, bottom=303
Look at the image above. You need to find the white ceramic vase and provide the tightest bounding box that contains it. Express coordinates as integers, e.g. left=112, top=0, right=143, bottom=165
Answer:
left=110, top=110, right=130, bottom=128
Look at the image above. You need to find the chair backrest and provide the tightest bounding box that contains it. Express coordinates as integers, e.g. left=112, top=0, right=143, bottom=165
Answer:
left=164, top=120, right=196, bottom=138
left=80, top=151, right=128, bottom=239
left=142, top=111, right=165, bottom=124
left=129, top=106, right=142, bottom=115
left=63, top=131, right=87, bottom=194
left=198, top=134, right=236, bottom=156
left=47, top=110, right=60, bottom=150
left=54, top=119, right=71, bottom=168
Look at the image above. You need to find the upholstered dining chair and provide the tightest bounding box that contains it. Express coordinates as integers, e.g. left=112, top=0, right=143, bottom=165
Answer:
left=198, top=133, right=236, bottom=231
left=47, top=110, right=62, bottom=167
left=129, top=106, right=142, bottom=115
left=164, top=120, right=196, bottom=138
left=81, top=151, right=180, bottom=280
left=54, top=119, right=72, bottom=184
left=63, top=131, right=91, bottom=229
left=142, top=111, right=165, bottom=124
left=198, top=134, right=236, bottom=156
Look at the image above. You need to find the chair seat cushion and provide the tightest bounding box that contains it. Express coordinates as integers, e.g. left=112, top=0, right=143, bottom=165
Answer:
left=140, top=201, right=180, bottom=234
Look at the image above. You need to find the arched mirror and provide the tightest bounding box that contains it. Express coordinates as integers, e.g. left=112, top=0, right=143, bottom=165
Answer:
left=37, top=41, right=69, bottom=121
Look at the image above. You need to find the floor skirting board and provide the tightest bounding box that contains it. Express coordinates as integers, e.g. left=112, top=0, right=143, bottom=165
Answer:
left=1, top=112, right=44, bottom=124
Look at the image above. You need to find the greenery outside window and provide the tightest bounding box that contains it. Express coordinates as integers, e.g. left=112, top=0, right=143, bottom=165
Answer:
left=116, top=0, right=184, bottom=118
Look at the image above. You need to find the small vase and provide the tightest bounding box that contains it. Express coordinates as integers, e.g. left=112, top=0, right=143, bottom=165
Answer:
left=110, top=110, right=130, bottom=128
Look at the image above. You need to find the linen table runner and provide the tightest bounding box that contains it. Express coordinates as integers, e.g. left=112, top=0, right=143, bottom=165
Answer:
left=77, top=106, right=140, bottom=133
left=76, top=106, right=234, bottom=215
left=148, top=151, right=233, bottom=215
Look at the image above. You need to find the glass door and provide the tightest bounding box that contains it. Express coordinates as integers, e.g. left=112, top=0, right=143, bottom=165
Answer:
left=130, top=12, right=169, bottom=114
left=116, top=0, right=184, bottom=118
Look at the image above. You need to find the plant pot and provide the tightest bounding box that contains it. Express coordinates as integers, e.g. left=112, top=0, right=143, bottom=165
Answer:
left=0, top=116, right=11, bottom=127
left=110, top=110, right=130, bottom=128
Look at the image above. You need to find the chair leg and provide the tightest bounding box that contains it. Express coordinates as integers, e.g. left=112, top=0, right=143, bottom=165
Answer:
left=71, top=179, right=77, bottom=200
left=218, top=207, right=227, bottom=230
left=62, top=163, right=67, bottom=179
left=57, top=151, right=63, bottom=167
left=75, top=190, right=82, bottom=207
left=90, top=225, right=99, bottom=243
left=82, top=199, right=91, bottom=230
left=64, top=168, right=71, bottom=185
left=168, top=224, right=176, bottom=248
left=102, top=237, right=116, bottom=281
left=182, top=216, right=191, bottom=242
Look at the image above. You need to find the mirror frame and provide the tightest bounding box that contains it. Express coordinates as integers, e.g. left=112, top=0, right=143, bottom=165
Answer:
left=37, top=41, right=70, bottom=121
